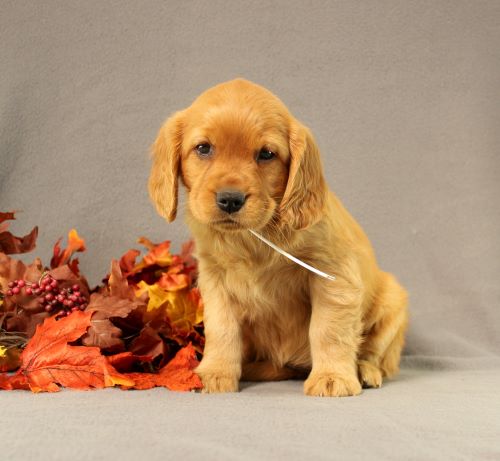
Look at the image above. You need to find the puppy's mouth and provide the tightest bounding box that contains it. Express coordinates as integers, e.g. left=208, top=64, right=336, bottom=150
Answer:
left=210, top=218, right=245, bottom=231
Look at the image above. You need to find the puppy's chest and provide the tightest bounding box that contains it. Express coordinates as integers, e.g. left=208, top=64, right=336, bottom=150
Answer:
left=220, top=257, right=310, bottom=319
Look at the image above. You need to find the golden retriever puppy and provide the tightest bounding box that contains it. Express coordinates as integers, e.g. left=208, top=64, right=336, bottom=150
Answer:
left=149, top=78, right=408, bottom=397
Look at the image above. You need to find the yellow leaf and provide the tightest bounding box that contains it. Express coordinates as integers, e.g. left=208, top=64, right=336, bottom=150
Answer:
left=164, top=290, right=203, bottom=328
left=0, top=346, right=7, bottom=358
left=135, top=281, right=170, bottom=312
left=104, top=374, right=135, bottom=388
left=135, top=280, right=203, bottom=330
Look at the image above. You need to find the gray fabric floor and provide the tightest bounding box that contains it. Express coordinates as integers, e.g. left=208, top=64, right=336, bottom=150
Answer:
left=3, top=358, right=500, bottom=461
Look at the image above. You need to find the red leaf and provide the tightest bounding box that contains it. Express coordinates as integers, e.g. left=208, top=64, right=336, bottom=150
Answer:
left=0, top=311, right=133, bottom=392
left=0, top=212, right=16, bottom=225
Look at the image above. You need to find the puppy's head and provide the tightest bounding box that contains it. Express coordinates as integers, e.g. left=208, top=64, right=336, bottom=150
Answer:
left=149, top=79, right=327, bottom=231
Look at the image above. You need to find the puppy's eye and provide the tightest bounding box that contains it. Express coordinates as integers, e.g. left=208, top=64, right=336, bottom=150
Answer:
left=195, top=143, right=212, bottom=157
left=257, top=148, right=276, bottom=162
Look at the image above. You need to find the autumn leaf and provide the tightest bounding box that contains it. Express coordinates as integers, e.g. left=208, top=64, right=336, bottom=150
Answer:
left=0, top=346, right=22, bottom=372
left=0, top=311, right=133, bottom=392
left=50, top=229, right=86, bottom=274
left=86, top=292, right=143, bottom=319
left=135, top=281, right=169, bottom=312
left=80, top=318, right=124, bottom=353
left=125, top=238, right=173, bottom=277
left=156, top=263, right=190, bottom=292
left=0, top=227, right=38, bottom=255
left=129, top=325, right=168, bottom=365
left=138, top=237, right=173, bottom=267
left=0, top=253, right=29, bottom=297
left=0, top=212, right=16, bottom=226
left=0, top=211, right=38, bottom=255
left=0, top=254, right=45, bottom=312
left=1, top=207, right=204, bottom=392
left=108, top=260, right=137, bottom=300
left=81, top=292, right=145, bottom=352
left=120, top=343, right=202, bottom=391
left=0, top=372, right=29, bottom=390
left=4, top=311, right=50, bottom=339
left=136, top=281, right=202, bottom=326
left=118, top=249, right=141, bottom=275
left=47, top=264, right=91, bottom=301
left=106, top=351, right=153, bottom=372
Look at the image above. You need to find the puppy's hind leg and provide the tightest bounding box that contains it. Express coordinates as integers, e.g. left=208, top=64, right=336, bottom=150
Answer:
left=358, top=272, right=408, bottom=388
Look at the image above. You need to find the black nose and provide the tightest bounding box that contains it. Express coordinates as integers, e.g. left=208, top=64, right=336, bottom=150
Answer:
left=216, top=190, right=246, bottom=214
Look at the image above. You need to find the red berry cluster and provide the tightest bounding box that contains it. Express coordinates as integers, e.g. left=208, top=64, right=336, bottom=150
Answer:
left=4, top=275, right=88, bottom=318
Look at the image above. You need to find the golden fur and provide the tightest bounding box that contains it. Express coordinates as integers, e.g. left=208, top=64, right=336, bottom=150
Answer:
left=149, top=78, right=408, bottom=397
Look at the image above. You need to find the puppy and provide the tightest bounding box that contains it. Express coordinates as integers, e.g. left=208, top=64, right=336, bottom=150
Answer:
left=149, top=78, right=408, bottom=397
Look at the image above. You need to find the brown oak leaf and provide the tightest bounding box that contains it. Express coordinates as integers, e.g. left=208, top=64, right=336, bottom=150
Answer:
left=0, top=211, right=38, bottom=255
left=129, top=325, right=168, bottom=365
left=81, top=292, right=145, bottom=351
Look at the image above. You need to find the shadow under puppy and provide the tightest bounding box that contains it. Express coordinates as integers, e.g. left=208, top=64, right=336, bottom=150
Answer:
left=149, top=78, right=408, bottom=397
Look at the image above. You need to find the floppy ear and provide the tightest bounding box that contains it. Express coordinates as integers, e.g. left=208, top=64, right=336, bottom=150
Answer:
left=148, top=111, right=184, bottom=222
left=279, top=120, right=328, bottom=230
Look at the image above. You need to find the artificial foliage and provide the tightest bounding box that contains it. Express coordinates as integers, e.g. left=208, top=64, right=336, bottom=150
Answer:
left=0, top=211, right=204, bottom=392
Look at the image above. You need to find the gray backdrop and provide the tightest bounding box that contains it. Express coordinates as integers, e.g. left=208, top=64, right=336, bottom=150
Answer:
left=1, top=1, right=499, bottom=359
left=2, top=0, right=500, bottom=361
left=2, top=2, right=500, bottom=460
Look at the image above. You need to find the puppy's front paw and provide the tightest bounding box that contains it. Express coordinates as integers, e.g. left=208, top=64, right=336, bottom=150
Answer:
left=304, top=372, right=362, bottom=397
left=196, top=367, right=239, bottom=393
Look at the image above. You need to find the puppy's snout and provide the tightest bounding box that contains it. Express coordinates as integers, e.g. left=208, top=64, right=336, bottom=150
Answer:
left=216, top=190, right=246, bottom=214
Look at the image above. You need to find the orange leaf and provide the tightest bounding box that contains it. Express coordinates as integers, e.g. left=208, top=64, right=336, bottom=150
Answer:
left=120, top=343, right=203, bottom=392
left=106, top=352, right=153, bottom=372
left=50, top=229, right=86, bottom=270
left=0, top=311, right=133, bottom=392
left=128, top=238, right=173, bottom=274
left=156, top=343, right=203, bottom=391
left=119, top=249, right=141, bottom=275
left=0, top=372, right=29, bottom=390
left=157, top=264, right=190, bottom=291
left=0, top=211, right=16, bottom=225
